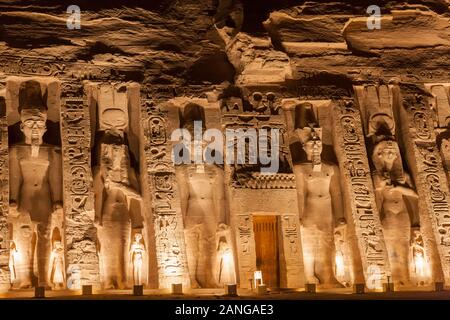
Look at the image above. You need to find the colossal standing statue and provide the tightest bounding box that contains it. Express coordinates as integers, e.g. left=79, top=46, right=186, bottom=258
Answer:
left=9, top=80, right=63, bottom=288
left=176, top=162, right=227, bottom=288
left=293, top=127, right=345, bottom=287
left=175, top=105, right=230, bottom=288
left=93, top=85, right=143, bottom=289
left=94, top=135, right=142, bottom=289
left=372, top=139, right=420, bottom=286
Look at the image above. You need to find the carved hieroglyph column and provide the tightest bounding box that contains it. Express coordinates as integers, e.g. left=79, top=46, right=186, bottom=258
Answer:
left=331, top=100, right=390, bottom=287
left=280, top=214, right=304, bottom=288
left=394, top=85, right=449, bottom=283
left=60, top=82, right=100, bottom=289
left=427, top=84, right=450, bottom=182
left=140, top=97, right=190, bottom=289
left=0, top=93, right=10, bottom=291
left=234, top=213, right=257, bottom=289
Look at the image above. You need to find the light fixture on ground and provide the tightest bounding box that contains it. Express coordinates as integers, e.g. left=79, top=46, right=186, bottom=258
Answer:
left=253, top=270, right=263, bottom=290
left=171, top=283, right=183, bottom=295
left=225, top=284, right=237, bottom=296
left=353, top=283, right=365, bottom=294
left=257, top=284, right=267, bottom=295
left=435, top=282, right=444, bottom=292
left=34, top=286, right=45, bottom=298
left=305, top=283, right=316, bottom=293
left=133, top=285, right=144, bottom=296
left=82, top=285, right=93, bottom=295
left=383, top=276, right=394, bottom=293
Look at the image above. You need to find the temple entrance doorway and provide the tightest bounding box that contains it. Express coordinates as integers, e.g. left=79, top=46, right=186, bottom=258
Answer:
left=253, top=215, right=280, bottom=288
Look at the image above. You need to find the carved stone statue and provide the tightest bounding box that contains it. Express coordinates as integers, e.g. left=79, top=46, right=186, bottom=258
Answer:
left=176, top=163, right=227, bottom=288
left=48, top=240, right=65, bottom=289
left=214, top=231, right=236, bottom=286
left=412, top=230, right=427, bottom=282
left=94, top=137, right=142, bottom=289
left=372, top=139, right=420, bottom=287
left=9, top=80, right=63, bottom=288
left=130, top=233, right=145, bottom=286
left=249, top=92, right=281, bottom=115
left=293, top=127, right=345, bottom=287
left=9, top=241, right=17, bottom=285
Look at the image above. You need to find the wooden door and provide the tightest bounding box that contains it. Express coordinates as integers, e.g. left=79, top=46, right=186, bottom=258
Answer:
left=253, top=215, right=280, bottom=288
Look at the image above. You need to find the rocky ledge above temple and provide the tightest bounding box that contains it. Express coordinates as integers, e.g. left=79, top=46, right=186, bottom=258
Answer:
left=0, top=0, right=449, bottom=91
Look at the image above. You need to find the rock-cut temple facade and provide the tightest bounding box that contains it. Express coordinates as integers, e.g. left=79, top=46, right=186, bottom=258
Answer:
left=0, top=0, right=450, bottom=292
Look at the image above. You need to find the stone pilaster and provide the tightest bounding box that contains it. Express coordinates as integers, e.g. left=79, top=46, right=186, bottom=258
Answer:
left=331, top=100, right=391, bottom=288
left=60, top=81, right=100, bottom=289
left=233, top=213, right=257, bottom=289
left=140, top=97, right=190, bottom=289
left=394, top=85, right=449, bottom=283
left=0, top=94, right=10, bottom=291
left=280, top=214, right=304, bottom=288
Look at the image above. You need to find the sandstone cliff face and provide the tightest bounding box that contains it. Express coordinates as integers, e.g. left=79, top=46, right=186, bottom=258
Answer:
left=0, top=0, right=448, bottom=94
left=0, top=0, right=234, bottom=95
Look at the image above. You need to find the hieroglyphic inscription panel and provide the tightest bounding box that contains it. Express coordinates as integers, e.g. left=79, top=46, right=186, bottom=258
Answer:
left=400, top=92, right=450, bottom=283
left=280, top=214, right=303, bottom=288
left=141, top=98, right=190, bottom=288
left=61, top=82, right=99, bottom=288
left=234, top=214, right=256, bottom=289
left=0, top=104, right=9, bottom=290
left=332, top=101, right=390, bottom=286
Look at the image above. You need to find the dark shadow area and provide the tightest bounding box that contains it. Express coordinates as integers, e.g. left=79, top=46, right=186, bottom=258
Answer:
left=184, top=52, right=235, bottom=84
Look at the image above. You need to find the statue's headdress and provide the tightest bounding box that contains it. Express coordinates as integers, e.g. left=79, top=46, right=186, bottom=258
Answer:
left=18, top=80, right=47, bottom=114
left=297, top=126, right=323, bottom=145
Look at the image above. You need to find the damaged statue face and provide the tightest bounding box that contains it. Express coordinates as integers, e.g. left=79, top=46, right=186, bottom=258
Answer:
left=20, top=109, right=47, bottom=146
left=100, top=143, right=131, bottom=184
left=373, top=140, right=399, bottom=171
left=303, top=136, right=323, bottom=163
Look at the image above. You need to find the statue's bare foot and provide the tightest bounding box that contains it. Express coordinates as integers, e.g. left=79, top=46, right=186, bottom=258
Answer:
left=190, top=280, right=201, bottom=289
left=118, top=281, right=129, bottom=290
left=305, top=276, right=319, bottom=285
left=319, top=281, right=345, bottom=289
left=18, top=282, right=32, bottom=289
left=53, top=283, right=64, bottom=290
left=104, top=282, right=116, bottom=290
left=318, top=277, right=345, bottom=289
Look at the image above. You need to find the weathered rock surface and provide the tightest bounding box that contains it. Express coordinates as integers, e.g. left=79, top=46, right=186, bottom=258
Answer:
left=0, top=0, right=448, bottom=90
